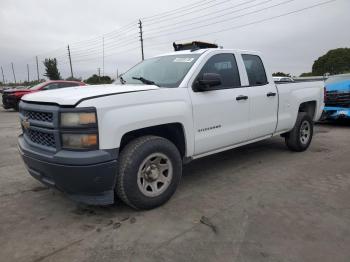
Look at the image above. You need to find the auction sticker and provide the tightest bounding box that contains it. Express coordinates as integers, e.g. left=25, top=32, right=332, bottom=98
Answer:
left=173, top=58, right=194, bottom=63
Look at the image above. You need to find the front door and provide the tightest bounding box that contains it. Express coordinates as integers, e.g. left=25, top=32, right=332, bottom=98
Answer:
left=189, top=52, right=251, bottom=155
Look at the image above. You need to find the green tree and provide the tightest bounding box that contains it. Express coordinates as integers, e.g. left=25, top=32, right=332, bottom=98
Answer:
left=84, top=74, right=113, bottom=85
left=65, top=76, right=82, bottom=81
left=299, top=72, right=315, bottom=77
left=272, top=72, right=291, bottom=77
left=312, top=48, right=350, bottom=75
left=43, top=58, right=61, bottom=80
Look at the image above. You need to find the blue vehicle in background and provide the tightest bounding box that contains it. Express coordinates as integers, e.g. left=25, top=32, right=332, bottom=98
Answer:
left=323, top=74, right=350, bottom=120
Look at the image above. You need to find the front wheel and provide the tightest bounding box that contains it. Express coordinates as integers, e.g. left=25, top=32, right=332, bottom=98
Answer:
left=285, top=112, right=313, bottom=152
left=116, top=136, right=182, bottom=210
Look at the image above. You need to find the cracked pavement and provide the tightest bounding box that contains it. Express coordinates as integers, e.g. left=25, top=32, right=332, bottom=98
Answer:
left=0, top=102, right=349, bottom=262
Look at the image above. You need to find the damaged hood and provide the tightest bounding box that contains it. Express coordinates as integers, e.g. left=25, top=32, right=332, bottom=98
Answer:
left=21, top=84, right=159, bottom=106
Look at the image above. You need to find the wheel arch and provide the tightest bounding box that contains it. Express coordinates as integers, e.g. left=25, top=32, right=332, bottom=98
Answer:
left=119, top=123, right=187, bottom=160
left=298, top=101, right=317, bottom=120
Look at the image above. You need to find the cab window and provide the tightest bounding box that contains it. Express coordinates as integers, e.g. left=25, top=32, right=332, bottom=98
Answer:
left=42, top=83, right=60, bottom=90
left=197, top=53, right=241, bottom=89
left=59, top=83, right=79, bottom=88
left=242, top=54, right=268, bottom=86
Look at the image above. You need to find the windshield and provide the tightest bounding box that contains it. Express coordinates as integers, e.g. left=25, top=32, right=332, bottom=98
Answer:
left=29, top=83, right=45, bottom=90
left=115, top=54, right=200, bottom=88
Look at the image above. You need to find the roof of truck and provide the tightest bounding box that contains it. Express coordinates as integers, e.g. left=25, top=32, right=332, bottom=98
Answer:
left=156, top=48, right=260, bottom=57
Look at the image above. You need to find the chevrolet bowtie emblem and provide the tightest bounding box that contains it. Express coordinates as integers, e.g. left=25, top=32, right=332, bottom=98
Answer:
left=22, top=117, right=30, bottom=129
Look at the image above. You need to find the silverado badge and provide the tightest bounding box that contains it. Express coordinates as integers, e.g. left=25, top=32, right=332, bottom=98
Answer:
left=22, top=117, right=30, bottom=129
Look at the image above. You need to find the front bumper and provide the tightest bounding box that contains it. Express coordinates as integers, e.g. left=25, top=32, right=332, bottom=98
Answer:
left=323, top=106, right=350, bottom=120
left=18, top=135, right=118, bottom=205
left=2, top=94, right=18, bottom=109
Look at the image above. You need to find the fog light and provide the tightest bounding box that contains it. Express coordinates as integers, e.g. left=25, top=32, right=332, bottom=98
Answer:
left=62, top=133, right=98, bottom=149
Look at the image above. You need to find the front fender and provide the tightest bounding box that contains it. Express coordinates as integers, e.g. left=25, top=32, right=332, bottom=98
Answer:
left=78, top=88, right=195, bottom=157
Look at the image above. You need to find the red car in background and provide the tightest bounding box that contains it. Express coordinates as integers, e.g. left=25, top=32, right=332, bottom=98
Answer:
left=2, top=80, right=86, bottom=110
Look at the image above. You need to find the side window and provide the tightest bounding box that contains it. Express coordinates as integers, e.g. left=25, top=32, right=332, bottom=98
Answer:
left=242, top=54, right=268, bottom=86
left=59, top=83, right=79, bottom=88
left=197, top=53, right=241, bottom=89
left=42, top=83, right=60, bottom=90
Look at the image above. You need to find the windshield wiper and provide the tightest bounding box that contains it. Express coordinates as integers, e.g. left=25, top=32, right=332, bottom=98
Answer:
left=132, top=76, right=158, bottom=86
left=119, top=76, right=126, bottom=85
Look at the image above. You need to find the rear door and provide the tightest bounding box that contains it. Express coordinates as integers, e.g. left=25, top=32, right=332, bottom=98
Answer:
left=241, top=54, right=278, bottom=139
left=189, top=51, right=251, bottom=155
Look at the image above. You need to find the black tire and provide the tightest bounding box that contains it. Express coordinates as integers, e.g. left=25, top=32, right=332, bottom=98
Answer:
left=14, top=102, right=19, bottom=111
left=116, top=135, right=182, bottom=210
left=285, top=112, right=313, bottom=152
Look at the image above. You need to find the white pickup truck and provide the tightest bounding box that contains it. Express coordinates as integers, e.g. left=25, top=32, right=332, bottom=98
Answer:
left=18, top=42, right=324, bottom=209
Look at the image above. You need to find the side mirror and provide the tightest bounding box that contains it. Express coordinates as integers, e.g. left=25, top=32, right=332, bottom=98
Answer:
left=194, top=73, right=221, bottom=92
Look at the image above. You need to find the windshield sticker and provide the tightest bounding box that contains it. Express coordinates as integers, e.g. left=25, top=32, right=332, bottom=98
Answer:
left=173, top=58, right=194, bottom=63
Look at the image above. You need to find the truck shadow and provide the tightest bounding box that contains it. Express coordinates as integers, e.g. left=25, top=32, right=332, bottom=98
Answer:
left=69, top=138, right=287, bottom=216
left=317, top=119, right=350, bottom=128
left=182, top=138, right=287, bottom=182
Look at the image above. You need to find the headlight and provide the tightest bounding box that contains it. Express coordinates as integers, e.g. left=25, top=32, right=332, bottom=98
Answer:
left=61, top=133, right=98, bottom=150
left=60, top=112, right=96, bottom=127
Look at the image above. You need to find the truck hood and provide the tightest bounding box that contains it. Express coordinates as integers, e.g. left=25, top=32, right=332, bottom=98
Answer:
left=326, top=80, right=350, bottom=92
left=4, top=88, right=31, bottom=94
left=21, top=84, right=159, bottom=106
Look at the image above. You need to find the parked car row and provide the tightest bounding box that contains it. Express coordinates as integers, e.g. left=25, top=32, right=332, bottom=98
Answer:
left=2, top=80, right=85, bottom=110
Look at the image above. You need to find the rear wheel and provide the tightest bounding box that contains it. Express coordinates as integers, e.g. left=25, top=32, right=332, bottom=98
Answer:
left=14, top=101, right=19, bottom=111
left=116, top=135, right=182, bottom=210
left=285, top=112, right=313, bottom=152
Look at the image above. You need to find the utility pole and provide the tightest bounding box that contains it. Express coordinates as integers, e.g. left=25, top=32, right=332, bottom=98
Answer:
left=67, top=45, right=74, bottom=78
left=116, top=68, right=119, bottom=79
left=138, top=19, right=144, bottom=61
left=11, top=62, right=16, bottom=84
left=1, top=66, right=5, bottom=84
left=102, top=37, right=105, bottom=76
left=97, top=68, right=101, bottom=82
left=36, top=56, right=40, bottom=81
left=26, top=64, right=30, bottom=83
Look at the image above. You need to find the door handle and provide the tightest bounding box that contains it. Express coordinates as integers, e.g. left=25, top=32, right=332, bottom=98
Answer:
left=267, top=92, right=276, bottom=97
left=236, top=95, right=248, bottom=101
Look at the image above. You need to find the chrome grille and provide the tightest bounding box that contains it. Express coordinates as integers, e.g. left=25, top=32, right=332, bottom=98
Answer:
left=326, top=91, right=350, bottom=107
left=22, top=110, right=53, bottom=123
left=25, top=129, right=56, bottom=148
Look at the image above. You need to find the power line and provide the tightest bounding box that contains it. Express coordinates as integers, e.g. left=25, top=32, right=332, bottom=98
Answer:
left=68, top=21, right=138, bottom=47
left=142, top=0, right=217, bottom=21
left=9, top=0, right=336, bottom=80
left=144, top=0, right=235, bottom=26
left=72, top=44, right=140, bottom=63
left=69, top=27, right=138, bottom=50
left=70, top=36, right=138, bottom=57
left=145, top=0, right=272, bottom=34
left=145, top=0, right=297, bottom=39
left=69, top=38, right=139, bottom=60
left=149, top=0, right=336, bottom=44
